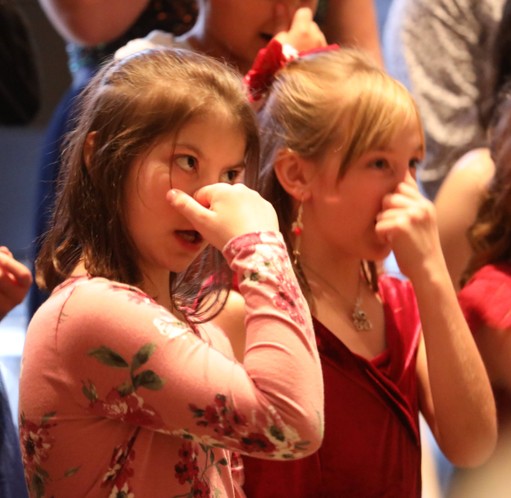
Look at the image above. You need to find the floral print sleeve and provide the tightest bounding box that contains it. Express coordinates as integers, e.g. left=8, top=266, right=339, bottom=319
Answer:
left=19, top=231, right=323, bottom=498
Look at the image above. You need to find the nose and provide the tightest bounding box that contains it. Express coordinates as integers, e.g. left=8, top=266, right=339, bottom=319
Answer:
left=190, top=172, right=225, bottom=197
left=404, top=168, right=417, bottom=185
left=388, top=167, right=415, bottom=194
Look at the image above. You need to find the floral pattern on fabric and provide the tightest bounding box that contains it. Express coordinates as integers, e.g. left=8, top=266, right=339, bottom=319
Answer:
left=187, top=394, right=312, bottom=459
left=173, top=440, right=225, bottom=497
left=82, top=343, right=166, bottom=495
left=19, top=232, right=322, bottom=497
left=19, top=412, right=58, bottom=498
left=102, top=429, right=138, bottom=498
left=236, top=238, right=308, bottom=327
left=83, top=343, right=166, bottom=430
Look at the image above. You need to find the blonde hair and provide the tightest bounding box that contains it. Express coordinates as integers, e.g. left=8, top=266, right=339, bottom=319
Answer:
left=259, top=47, right=422, bottom=172
left=258, top=48, right=423, bottom=291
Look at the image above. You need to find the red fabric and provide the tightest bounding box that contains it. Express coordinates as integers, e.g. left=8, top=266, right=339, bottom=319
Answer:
left=243, top=39, right=289, bottom=103
left=458, top=263, right=511, bottom=429
left=243, top=39, right=339, bottom=103
left=458, top=263, right=511, bottom=332
left=242, top=275, right=422, bottom=497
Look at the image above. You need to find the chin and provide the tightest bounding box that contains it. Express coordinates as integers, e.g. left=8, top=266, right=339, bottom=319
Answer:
left=171, top=249, right=208, bottom=274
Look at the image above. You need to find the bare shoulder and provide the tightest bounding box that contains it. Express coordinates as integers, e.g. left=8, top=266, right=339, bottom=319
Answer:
left=436, top=148, right=494, bottom=207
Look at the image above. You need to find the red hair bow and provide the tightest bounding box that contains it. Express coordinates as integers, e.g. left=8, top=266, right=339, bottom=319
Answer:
left=243, top=39, right=339, bottom=104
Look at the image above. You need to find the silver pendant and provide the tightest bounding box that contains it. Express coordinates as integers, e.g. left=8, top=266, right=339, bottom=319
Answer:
left=352, top=302, right=373, bottom=331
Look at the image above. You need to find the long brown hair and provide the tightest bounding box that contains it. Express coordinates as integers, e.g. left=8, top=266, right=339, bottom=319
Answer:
left=463, top=88, right=511, bottom=285
left=36, top=48, right=260, bottom=318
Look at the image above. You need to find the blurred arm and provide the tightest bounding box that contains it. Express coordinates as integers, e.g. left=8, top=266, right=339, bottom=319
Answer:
left=38, top=0, right=149, bottom=45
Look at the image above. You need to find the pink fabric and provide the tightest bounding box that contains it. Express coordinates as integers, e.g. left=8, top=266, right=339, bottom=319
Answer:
left=18, top=232, right=323, bottom=498
left=243, top=275, right=422, bottom=497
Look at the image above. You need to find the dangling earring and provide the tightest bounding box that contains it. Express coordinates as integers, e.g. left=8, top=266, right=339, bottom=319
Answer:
left=291, top=201, right=303, bottom=265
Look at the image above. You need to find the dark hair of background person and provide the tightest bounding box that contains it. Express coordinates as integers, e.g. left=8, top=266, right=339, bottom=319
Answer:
left=462, top=85, right=511, bottom=285
left=480, top=0, right=511, bottom=130
left=0, top=0, right=40, bottom=125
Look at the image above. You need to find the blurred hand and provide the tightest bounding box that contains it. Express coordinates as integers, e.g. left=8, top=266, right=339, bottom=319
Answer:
left=0, top=246, right=32, bottom=320
left=274, top=7, right=326, bottom=52
left=167, top=183, right=279, bottom=250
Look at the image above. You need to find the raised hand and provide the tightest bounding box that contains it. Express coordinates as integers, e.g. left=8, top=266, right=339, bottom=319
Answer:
left=375, top=174, right=445, bottom=281
left=167, top=183, right=279, bottom=250
left=274, top=6, right=326, bottom=52
left=0, top=246, right=32, bottom=320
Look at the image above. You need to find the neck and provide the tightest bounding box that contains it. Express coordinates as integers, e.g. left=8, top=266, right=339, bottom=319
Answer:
left=300, top=257, right=374, bottom=332
left=301, top=257, right=362, bottom=299
left=179, top=21, right=248, bottom=74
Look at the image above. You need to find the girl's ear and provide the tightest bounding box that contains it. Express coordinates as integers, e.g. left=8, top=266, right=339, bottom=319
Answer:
left=83, top=131, right=97, bottom=169
left=273, top=148, right=314, bottom=201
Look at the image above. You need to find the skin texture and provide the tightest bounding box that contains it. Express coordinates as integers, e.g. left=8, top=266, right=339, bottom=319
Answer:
left=320, top=0, right=383, bottom=65
left=434, top=148, right=495, bottom=290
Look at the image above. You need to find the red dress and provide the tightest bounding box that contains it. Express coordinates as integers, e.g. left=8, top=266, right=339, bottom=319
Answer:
left=458, top=263, right=511, bottom=428
left=242, top=275, right=422, bottom=497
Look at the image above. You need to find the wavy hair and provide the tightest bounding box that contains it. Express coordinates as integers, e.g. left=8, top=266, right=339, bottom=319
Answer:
left=462, top=87, right=511, bottom=285
left=36, top=48, right=260, bottom=320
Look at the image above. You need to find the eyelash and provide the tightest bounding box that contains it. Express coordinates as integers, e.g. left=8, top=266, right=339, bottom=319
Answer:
left=371, top=159, right=389, bottom=170
left=371, top=158, right=421, bottom=170
left=222, top=169, right=244, bottom=184
left=173, top=154, right=244, bottom=184
left=174, top=155, right=197, bottom=172
left=409, top=158, right=420, bottom=169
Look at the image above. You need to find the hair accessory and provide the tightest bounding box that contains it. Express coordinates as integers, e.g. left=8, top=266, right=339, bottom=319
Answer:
left=291, top=201, right=304, bottom=265
left=243, top=39, right=339, bottom=104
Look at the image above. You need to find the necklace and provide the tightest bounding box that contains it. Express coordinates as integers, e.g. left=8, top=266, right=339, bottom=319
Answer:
left=302, top=263, right=373, bottom=332
left=352, top=296, right=373, bottom=332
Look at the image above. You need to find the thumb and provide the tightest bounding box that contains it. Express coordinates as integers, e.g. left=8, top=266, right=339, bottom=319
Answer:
left=290, top=7, right=314, bottom=30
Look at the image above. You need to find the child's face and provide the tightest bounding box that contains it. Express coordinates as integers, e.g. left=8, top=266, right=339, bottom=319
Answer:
left=123, top=110, right=247, bottom=280
left=302, top=121, right=424, bottom=262
left=200, top=0, right=319, bottom=73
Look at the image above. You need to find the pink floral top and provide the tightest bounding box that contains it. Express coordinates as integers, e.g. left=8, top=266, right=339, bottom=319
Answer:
left=19, top=232, right=323, bottom=498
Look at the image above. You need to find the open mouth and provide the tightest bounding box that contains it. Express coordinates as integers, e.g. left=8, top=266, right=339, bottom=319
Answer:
left=176, top=230, right=204, bottom=245
left=260, top=32, right=274, bottom=43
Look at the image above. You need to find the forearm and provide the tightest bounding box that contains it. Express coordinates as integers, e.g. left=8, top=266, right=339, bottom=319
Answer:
left=226, top=232, right=323, bottom=440
left=414, top=261, right=496, bottom=466
left=38, top=0, right=149, bottom=45
left=322, top=0, right=382, bottom=66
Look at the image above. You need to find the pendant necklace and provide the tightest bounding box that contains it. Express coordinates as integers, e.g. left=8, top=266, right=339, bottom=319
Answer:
left=302, top=263, right=373, bottom=332
left=352, top=293, right=373, bottom=331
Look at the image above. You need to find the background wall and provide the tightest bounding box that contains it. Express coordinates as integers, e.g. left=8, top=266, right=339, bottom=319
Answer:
left=0, top=0, right=69, bottom=261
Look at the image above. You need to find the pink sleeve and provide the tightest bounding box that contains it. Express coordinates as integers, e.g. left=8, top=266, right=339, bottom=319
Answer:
left=56, top=231, right=323, bottom=459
